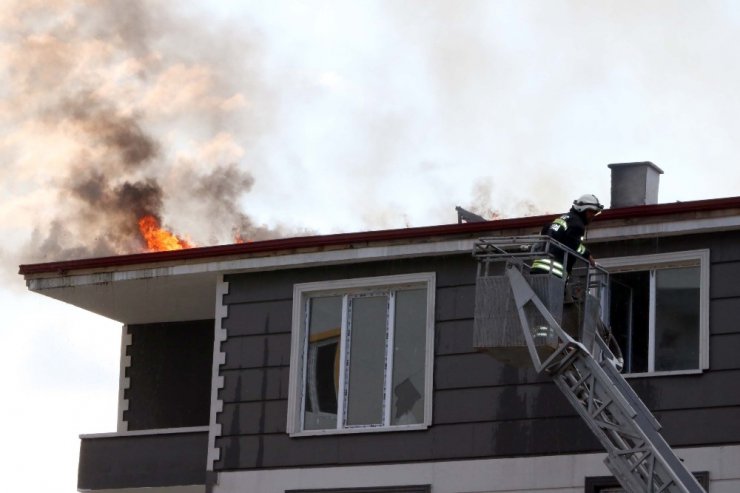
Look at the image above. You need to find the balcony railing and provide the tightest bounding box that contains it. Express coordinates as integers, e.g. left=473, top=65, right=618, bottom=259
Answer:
left=78, top=427, right=208, bottom=490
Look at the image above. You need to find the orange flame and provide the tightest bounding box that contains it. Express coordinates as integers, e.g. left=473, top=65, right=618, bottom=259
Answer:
left=233, top=232, right=253, bottom=244
left=138, top=215, right=194, bottom=252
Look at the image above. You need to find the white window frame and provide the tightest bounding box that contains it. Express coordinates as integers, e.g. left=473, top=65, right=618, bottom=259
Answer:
left=598, top=249, right=710, bottom=376
left=287, top=273, right=436, bottom=436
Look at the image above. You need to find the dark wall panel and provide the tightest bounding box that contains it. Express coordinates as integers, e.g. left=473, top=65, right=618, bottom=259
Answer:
left=221, top=334, right=291, bottom=370
left=224, top=299, right=293, bottom=336
left=710, top=333, right=740, bottom=370
left=434, top=353, right=548, bottom=389
left=215, top=232, right=740, bottom=471
left=220, top=367, right=289, bottom=403
left=435, top=319, right=475, bottom=356
left=627, top=369, right=740, bottom=409
left=217, top=434, right=341, bottom=469
left=434, top=384, right=573, bottom=424
left=78, top=431, right=207, bottom=490
left=711, top=261, right=740, bottom=298
left=435, top=285, right=476, bottom=322
left=707, top=230, right=740, bottom=262
left=221, top=400, right=287, bottom=435
left=658, top=407, right=740, bottom=446
left=215, top=417, right=601, bottom=470
left=710, top=298, right=740, bottom=335
left=223, top=255, right=475, bottom=305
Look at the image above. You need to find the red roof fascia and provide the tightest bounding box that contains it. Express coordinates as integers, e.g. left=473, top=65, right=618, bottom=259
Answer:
left=18, top=196, right=740, bottom=276
left=17, top=214, right=549, bottom=276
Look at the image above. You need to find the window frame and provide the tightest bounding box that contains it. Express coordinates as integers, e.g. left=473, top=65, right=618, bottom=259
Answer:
left=598, top=249, right=710, bottom=376
left=287, top=272, right=436, bottom=437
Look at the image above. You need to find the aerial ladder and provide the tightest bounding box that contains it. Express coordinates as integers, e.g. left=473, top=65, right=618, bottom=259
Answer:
left=472, top=236, right=705, bottom=493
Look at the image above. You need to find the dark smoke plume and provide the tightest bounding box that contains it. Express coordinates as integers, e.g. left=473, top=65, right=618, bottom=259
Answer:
left=4, top=1, right=294, bottom=264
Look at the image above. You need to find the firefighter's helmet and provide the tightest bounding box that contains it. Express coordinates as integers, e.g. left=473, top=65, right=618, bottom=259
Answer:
left=573, top=194, right=604, bottom=213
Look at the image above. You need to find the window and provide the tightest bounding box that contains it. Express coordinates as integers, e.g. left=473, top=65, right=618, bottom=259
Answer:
left=585, top=471, right=709, bottom=492
left=599, top=250, right=709, bottom=375
left=287, top=487, right=430, bottom=493
left=287, top=273, right=435, bottom=436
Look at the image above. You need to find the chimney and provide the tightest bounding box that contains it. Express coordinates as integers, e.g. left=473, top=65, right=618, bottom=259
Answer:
left=607, top=161, right=664, bottom=208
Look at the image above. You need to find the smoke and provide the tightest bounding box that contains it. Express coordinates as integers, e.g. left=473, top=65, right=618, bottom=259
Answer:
left=2, top=0, right=291, bottom=267
left=465, top=177, right=547, bottom=220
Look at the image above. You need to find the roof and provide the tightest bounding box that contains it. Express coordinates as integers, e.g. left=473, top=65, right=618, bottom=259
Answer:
left=18, top=196, right=740, bottom=324
left=18, top=196, right=740, bottom=276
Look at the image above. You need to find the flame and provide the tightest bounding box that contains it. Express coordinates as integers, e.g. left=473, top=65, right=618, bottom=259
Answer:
left=138, top=215, right=194, bottom=252
left=233, top=232, right=253, bottom=244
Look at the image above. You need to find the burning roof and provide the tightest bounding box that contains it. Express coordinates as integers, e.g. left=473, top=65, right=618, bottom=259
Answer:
left=19, top=195, right=740, bottom=277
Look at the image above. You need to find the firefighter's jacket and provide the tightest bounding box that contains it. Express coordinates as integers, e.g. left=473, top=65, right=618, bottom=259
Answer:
left=532, top=208, right=591, bottom=278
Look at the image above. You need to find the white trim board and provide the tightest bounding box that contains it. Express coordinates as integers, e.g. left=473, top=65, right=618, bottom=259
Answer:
left=80, top=426, right=209, bottom=439
left=207, top=276, right=229, bottom=471
left=117, top=324, right=132, bottom=432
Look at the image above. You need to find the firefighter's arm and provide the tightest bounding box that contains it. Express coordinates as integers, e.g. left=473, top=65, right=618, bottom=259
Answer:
left=576, top=241, right=595, bottom=266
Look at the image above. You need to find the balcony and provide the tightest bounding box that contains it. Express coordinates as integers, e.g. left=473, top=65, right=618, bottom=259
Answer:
left=78, top=427, right=208, bottom=491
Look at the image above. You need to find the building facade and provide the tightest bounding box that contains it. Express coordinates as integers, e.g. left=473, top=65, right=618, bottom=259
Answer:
left=19, top=164, right=740, bottom=492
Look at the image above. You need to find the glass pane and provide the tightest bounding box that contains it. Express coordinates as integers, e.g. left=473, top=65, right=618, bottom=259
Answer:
left=391, top=288, right=427, bottom=425
left=655, top=267, right=700, bottom=371
left=346, top=295, right=388, bottom=426
left=609, top=272, right=650, bottom=373
left=303, top=296, right=342, bottom=430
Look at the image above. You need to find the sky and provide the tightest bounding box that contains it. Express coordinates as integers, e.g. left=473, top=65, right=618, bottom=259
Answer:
left=2, top=0, right=740, bottom=491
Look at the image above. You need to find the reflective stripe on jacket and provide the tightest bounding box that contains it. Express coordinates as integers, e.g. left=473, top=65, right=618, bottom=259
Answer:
left=531, top=258, right=565, bottom=278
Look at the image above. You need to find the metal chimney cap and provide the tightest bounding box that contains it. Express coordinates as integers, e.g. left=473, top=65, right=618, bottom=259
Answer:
left=607, top=161, right=664, bottom=208
left=607, top=161, right=664, bottom=174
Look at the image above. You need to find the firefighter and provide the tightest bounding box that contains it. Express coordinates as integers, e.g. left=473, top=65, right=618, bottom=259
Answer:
left=531, top=194, right=604, bottom=278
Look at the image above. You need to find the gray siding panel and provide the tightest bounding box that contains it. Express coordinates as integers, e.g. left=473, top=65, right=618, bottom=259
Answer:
left=707, top=230, right=740, bottom=262
left=435, top=284, right=476, bottom=322
left=221, top=400, right=287, bottom=435
left=217, top=435, right=341, bottom=469
left=710, top=333, right=740, bottom=370
left=221, top=334, right=291, bottom=369
left=214, top=237, right=740, bottom=471
left=434, top=371, right=740, bottom=425
left=435, top=319, right=475, bottom=356
left=711, top=261, right=740, bottom=298
left=220, top=367, right=289, bottom=402
left=216, top=418, right=602, bottom=470
left=434, top=384, right=573, bottom=424
left=223, top=256, right=475, bottom=305
left=659, top=407, right=740, bottom=446
left=710, top=298, right=740, bottom=335
left=223, top=299, right=293, bottom=336
left=629, top=369, right=740, bottom=409
left=434, top=353, right=549, bottom=389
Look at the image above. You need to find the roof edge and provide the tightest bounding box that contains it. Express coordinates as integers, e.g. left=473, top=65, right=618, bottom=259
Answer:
left=18, top=195, right=740, bottom=276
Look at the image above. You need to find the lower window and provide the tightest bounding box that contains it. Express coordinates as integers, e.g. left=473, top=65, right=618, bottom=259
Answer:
left=288, top=273, right=435, bottom=435
left=287, top=486, right=430, bottom=493
left=585, top=471, right=709, bottom=492
left=600, top=250, right=709, bottom=375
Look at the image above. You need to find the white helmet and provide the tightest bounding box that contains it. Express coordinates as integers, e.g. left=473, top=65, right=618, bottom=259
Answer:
left=573, top=194, right=604, bottom=213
